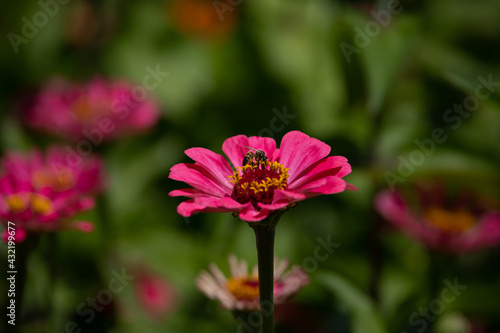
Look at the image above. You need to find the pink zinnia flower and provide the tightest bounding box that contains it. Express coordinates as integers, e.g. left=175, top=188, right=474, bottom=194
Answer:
left=0, top=146, right=104, bottom=242
left=2, top=146, right=104, bottom=195
left=374, top=183, right=500, bottom=253
left=25, top=76, right=160, bottom=142
left=134, top=270, right=177, bottom=320
left=196, top=255, right=309, bottom=311
left=169, top=131, right=356, bottom=222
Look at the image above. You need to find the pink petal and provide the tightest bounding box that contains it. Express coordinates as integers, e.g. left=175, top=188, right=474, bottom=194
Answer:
left=222, top=135, right=250, bottom=169
left=478, top=212, right=500, bottom=246
left=177, top=197, right=233, bottom=217
left=61, top=196, right=95, bottom=214
left=37, top=211, right=61, bottom=223
left=270, top=149, right=280, bottom=162
left=222, top=135, right=276, bottom=169
left=374, top=190, right=441, bottom=247
left=124, top=98, right=160, bottom=130
left=2, top=228, right=27, bottom=243
left=306, top=177, right=346, bottom=195
left=278, top=131, right=331, bottom=183
left=70, top=221, right=95, bottom=232
left=346, top=183, right=358, bottom=191
left=291, top=175, right=346, bottom=198
left=169, top=188, right=210, bottom=198
left=337, top=160, right=353, bottom=178
left=2, top=149, right=42, bottom=182
left=238, top=207, right=271, bottom=222
left=135, top=272, right=175, bottom=319
left=289, top=156, right=347, bottom=190
left=258, top=190, right=306, bottom=210
left=257, top=202, right=290, bottom=211
left=185, top=148, right=234, bottom=189
left=455, top=212, right=500, bottom=251
left=247, top=136, right=277, bottom=161
left=169, top=163, right=232, bottom=197
left=219, top=196, right=251, bottom=210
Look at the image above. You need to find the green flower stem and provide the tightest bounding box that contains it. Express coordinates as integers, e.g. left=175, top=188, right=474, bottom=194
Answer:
left=252, top=225, right=276, bottom=333
left=45, top=233, right=57, bottom=332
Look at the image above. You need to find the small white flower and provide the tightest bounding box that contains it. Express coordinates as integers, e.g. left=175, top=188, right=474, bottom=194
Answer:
left=196, top=255, right=309, bottom=311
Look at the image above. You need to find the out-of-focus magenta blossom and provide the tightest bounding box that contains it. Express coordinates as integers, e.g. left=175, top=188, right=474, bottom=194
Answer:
left=2, top=228, right=27, bottom=243
left=134, top=270, right=177, bottom=320
left=25, top=76, right=160, bottom=141
left=375, top=184, right=500, bottom=253
left=196, top=255, right=309, bottom=311
left=0, top=146, right=104, bottom=242
left=169, top=131, right=356, bottom=222
left=2, top=146, right=104, bottom=195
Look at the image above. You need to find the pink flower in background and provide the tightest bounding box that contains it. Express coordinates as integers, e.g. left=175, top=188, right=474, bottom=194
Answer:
left=135, top=270, right=177, bottom=320
left=2, top=146, right=104, bottom=195
left=169, top=131, right=356, bottom=222
left=196, top=255, right=309, bottom=311
left=0, top=146, right=104, bottom=242
left=374, top=183, right=500, bottom=253
left=25, top=76, right=160, bottom=142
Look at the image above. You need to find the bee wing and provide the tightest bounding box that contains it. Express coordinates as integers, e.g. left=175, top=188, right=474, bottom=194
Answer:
left=244, top=146, right=257, bottom=151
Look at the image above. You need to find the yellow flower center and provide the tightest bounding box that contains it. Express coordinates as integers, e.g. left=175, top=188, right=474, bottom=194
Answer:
left=72, top=98, right=94, bottom=121
left=72, top=97, right=108, bottom=122
left=32, top=169, right=75, bottom=191
left=30, top=194, right=54, bottom=215
left=5, top=194, right=27, bottom=212
left=227, top=276, right=259, bottom=300
left=229, top=161, right=289, bottom=209
left=5, top=193, right=54, bottom=215
left=425, top=206, right=475, bottom=233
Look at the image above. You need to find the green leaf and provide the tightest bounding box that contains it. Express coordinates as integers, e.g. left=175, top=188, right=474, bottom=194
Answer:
left=248, top=0, right=347, bottom=136
left=418, top=39, right=500, bottom=104
left=103, top=2, right=214, bottom=119
left=342, top=9, right=418, bottom=114
left=106, top=135, right=182, bottom=221
left=317, top=271, right=387, bottom=333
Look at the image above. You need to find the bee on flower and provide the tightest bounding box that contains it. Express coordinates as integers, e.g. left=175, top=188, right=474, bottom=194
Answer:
left=169, top=131, right=356, bottom=222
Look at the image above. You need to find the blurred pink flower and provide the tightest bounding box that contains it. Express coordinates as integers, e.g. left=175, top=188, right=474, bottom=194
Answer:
left=2, top=146, right=104, bottom=195
left=25, top=76, right=160, bottom=142
left=374, top=184, right=500, bottom=253
left=135, top=270, right=177, bottom=320
left=2, top=227, right=27, bottom=243
left=0, top=146, right=105, bottom=242
left=196, top=255, right=309, bottom=312
left=169, top=131, right=356, bottom=222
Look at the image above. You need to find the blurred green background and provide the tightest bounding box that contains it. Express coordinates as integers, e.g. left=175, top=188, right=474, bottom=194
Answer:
left=1, top=0, right=500, bottom=332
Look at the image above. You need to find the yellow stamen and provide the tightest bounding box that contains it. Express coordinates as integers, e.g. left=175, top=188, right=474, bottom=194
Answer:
left=229, top=170, right=241, bottom=183
left=30, top=194, right=53, bottom=215
left=72, top=97, right=109, bottom=122
left=5, top=194, right=27, bottom=212
left=72, top=98, right=95, bottom=121
left=228, top=160, right=290, bottom=207
left=32, top=170, right=75, bottom=191
left=227, top=276, right=259, bottom=300
left=425, top=206, right=475, bottom=233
